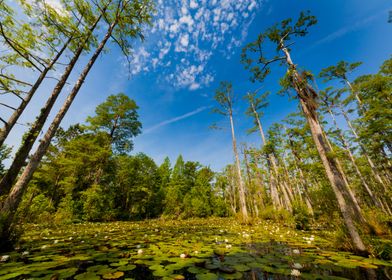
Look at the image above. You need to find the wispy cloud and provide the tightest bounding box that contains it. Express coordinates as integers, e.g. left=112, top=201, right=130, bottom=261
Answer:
left=126, top=0, right=262, bottom=90
left=311, top=9, right=386, bottom=49
left=144, top=106, right=211, bottom=134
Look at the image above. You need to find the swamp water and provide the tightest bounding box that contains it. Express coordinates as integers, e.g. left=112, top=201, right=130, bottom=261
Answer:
left=0, top=219, right=391, bottom=280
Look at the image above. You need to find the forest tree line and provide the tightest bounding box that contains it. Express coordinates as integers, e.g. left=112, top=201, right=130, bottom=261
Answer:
left=12, top=93, right=229, bottom=223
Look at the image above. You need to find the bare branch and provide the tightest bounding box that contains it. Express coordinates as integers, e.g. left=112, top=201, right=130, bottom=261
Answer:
left=0, top=117, right=7, bottom=125
left=44, top=76, right=70, bottom=84
left=260, top=56, right=285, bottom=71
left=0, top=102, right=16, bottom=110
left=0, top=74, right=33, bottom=87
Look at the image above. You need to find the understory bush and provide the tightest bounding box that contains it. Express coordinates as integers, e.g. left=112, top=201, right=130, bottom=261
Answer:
left=292, top=202, right=312, bottom=230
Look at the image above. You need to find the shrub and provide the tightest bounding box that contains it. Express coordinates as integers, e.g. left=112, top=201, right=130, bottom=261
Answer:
left=292, top=202, right=312, bottom=230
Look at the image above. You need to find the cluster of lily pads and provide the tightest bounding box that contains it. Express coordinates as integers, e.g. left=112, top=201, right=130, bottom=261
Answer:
left=0, top=218, right=391, bottom=279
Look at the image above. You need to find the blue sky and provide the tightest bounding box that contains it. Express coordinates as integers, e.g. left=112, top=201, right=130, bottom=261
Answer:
left=2, top=0, right=392, bottom=171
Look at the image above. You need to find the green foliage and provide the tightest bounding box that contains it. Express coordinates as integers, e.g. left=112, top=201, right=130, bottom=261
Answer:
left=241, top=11, right=317, bottom=83
left=354, top=57, right=392, bottom=155
left=372, top=240, right=392, bottom=260
left=81, top=185, right=108, bottom=222
left=212, top=81, right=234, bottom=115
left=244, top=90, right=270, bottom=135
left=113, top=153, right=161, bottom=220
left=183, top=167, right=214, bottom=218
left=258, top=206, right=291, bottom=222
left=0, top=144, right=11, bottom=176
left=86, top=93, right=142, bottom=154
left=292, top=202, right=311, bottom=230
left=54, top=194, right=77, bottom=224
left=18, top=188, right=55, bottom=224
left=319, top=61, right=362, bottom=83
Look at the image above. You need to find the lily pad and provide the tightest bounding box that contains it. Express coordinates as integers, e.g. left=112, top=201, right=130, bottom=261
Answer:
left=196, top=272, right=219, bottom=280
left=102, top=271, right=125, bottom=279
left=75, top=272, right=100, bottom=280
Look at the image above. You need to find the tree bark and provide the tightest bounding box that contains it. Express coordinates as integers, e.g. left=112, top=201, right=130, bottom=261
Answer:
left=249, top=101, right=281, bottom=209
left=0, top=19, right=117, bottom=242
left=323, top=131, right=368, bottom=227
left=326, top=107, right=384, bottom=211
left=345, top=79, right=362, bottom=106
left=286, top=131, right=314, bottom=215
left=297, top=166, right=314, bottom=215
left=0, top=25, right=78, bottom=147
left=339, top=104, right=390, bottom=192
left=281, top=45, right=368, bottom=255
left=229, top=112, right=248, bottom=221
left=243, top=147, right=257, bottom=216
left=0, top=13, right=104, bottom=196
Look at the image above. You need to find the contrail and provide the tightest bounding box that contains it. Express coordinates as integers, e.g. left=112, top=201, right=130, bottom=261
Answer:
left=310, top=9, right=386, bottom=49
left=144, top=106, right=211, bottom=134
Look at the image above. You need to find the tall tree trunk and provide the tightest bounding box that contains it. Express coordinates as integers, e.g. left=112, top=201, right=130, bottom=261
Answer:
left=346, top=79, right=392, bottom=185
left=0, top=19, right=117, bottom=244
left=338, top=104, right=390, bottom=191
left=297, top=166, right=314, bottom=215
left=0, top=13, right=104, bottom=196
left=243, top=147, right=257, bottom=216
left=345, top=79, right=362, bottom=107
left=281, top=46, right=368, bottom=255
left=276, top=155, right=293, bottom=211
left=321, top=126, right=366, bottom=224
left=280, top=180, right=293, bottom=212
left=280, top=153, right=295, bottom=202
left=286, top=132, right=314, bottom=215
left=266, top=155, right=281, bottom=209
left=250, top=101, right=281, bottom=209
left=229, top=112, right=248, bottom=221
left=326, top=107, right=384, bottom=211
left=228, top=168, right=237, bottom=214
left=0, top=24, right=79, bottom=147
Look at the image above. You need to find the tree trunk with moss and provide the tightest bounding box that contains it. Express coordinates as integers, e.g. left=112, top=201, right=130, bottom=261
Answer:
left=229, top=112, right=248, bottom=221
left=339, top=104, right=391, bottom=190
left=281, top=45, right=368, bottom=255
left=326, top=107, right=386, bottom=212
left=249, top=101, right=281, bottom=209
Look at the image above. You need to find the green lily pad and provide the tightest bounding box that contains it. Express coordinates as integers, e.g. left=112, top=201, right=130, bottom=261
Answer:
left=118, top=264, right=136, bottom=271
left=220, top=271, right=243, bottom=280
left=102, top=271, right=125, bottom=279
left=75, top=272, right=100, bottom=280
left=57, top=268, right=78, bottom=278
left=232, top=264, right=250, bottom=272
left=87, top=265, right=109, bottom=272
left=188, top=266, right=209, bottom=274
left=153, top=268, right=173, bottom=277
left=196, top=272, right=219, bottom=280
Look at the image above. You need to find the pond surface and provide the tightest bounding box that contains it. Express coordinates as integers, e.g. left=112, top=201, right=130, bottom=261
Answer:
left=0, top=218, right=391, bottom=279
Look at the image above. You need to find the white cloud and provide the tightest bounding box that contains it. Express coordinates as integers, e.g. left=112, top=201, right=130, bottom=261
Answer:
left=127, top=0, right=262, bottom=90
left=190, top=0, right=198, bottom=9
left=180, top=33, right=189, bottom=48
left=129, top=47, right=150, bottom=75
left=179, top=15, right=194, bottom=29
left=189, top=83, right=200, bottom=90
